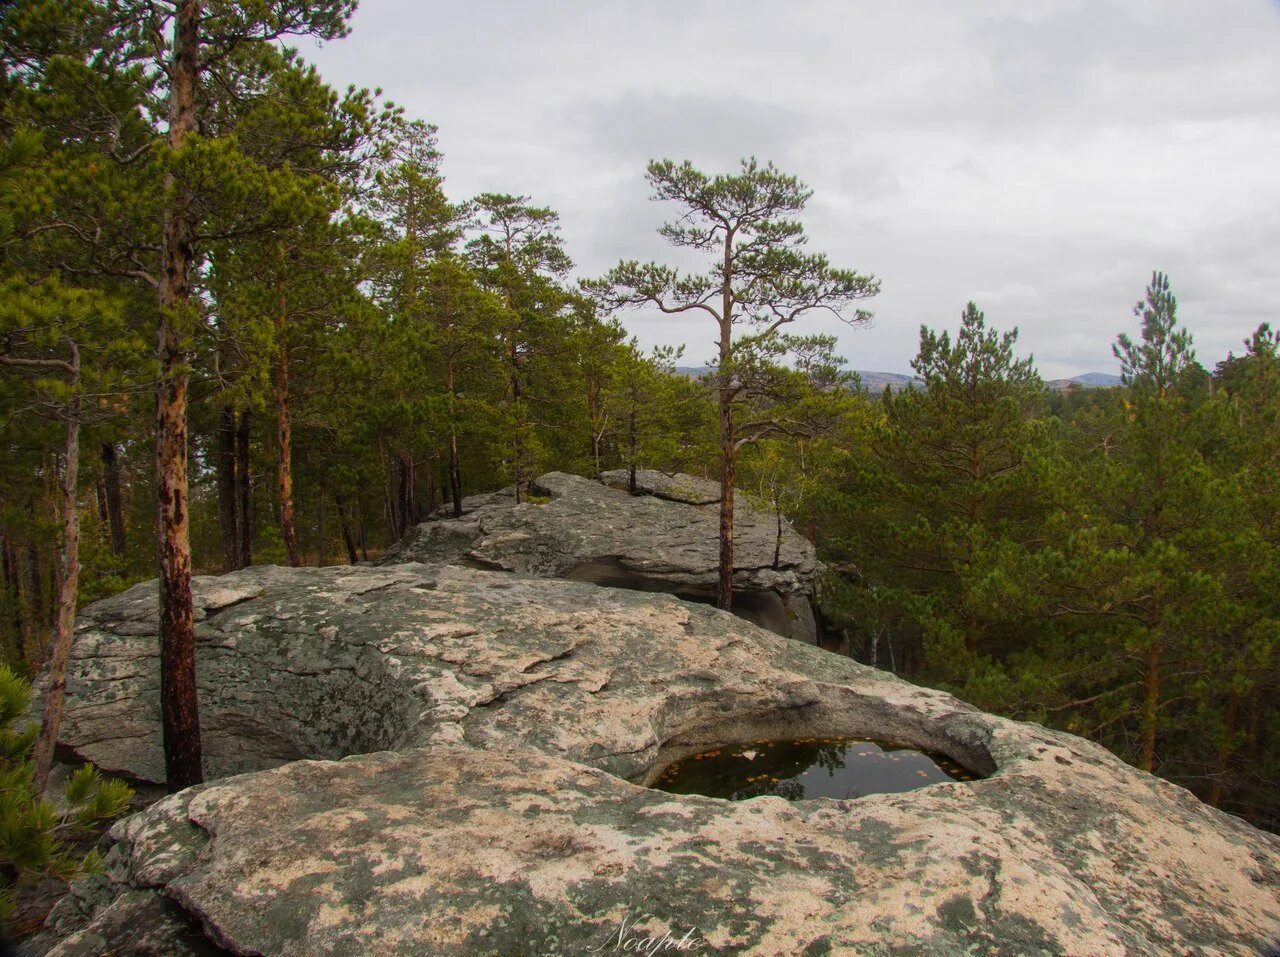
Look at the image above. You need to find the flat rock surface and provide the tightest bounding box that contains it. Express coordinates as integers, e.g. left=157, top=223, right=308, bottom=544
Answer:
left=34, top=563, right=1280, bottom=956
left=597, top=468, right=722, bottom=504
left=384, top=471, right=821, bottom=641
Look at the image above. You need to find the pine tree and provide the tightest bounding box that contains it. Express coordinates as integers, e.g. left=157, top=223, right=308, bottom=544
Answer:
left=112, top=2, right=359, bottom=789
left=0, top=666, right=132, bottom=926
left=468, top=194, right=573, bottom=501
left=831, top=304, right=1050, bottom=680
left=1020, top=274, right=1242, bottom=780
left=0, top=277, right=146, bottom=791
left=587, top=158, right=878, bottom=611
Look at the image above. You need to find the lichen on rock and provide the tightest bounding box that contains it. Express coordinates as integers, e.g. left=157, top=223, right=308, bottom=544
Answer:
left=29, top=561, right=1280, bottom=955
left=383, top=471, right=823, bottom=642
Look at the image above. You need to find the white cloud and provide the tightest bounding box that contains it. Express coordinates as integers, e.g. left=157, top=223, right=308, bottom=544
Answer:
left=306, top=0, right=1280, bottom=379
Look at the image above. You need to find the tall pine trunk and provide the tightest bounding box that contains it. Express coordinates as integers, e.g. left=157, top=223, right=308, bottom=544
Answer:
left=717, top=379, right=735, bottom=611
left=628, top=400, right=638, bottom=495
left=716, top=232, right=736, bottom=612
left=448, top=434, right=463, bottom=517
left=236, top=410, right=253, bottom=567
left=1, top=534, right=21, bottom=660
left=1245, top=690, right=1262, bottom=765
left=316, top=494, right=327, bottom=567
left=508, top=339, right=525, bottom=504
left=587, top=379, right=602, bottom=473
left=403, top=455, right=417, bottom=525
left=155, top=0, right=204, bottom=792
left=25, top=497, right=45, bottom=647
left=8, top=531, right=34, bottom=663
left=384, top=449, right=399, bottom=540
left=447, top=359, right=463, bottom=517
left=216, top=407, right=239, bottom=571
left=100, top=442, right=126, bottom=556
left=773, top=490, right=783, bottom=570
left=336, top=495, right=358, bottom=565
left=388, top=452, right=418, bottom=540
left=94, top=478, right=108, bottom=532
left=32, top=369, right=80, bottom=793
left=1138, top=633, right=1161, bottom=772
left=1208, top=689, right=1240, bottom=807
left=275, top=279, right=300, bottom=567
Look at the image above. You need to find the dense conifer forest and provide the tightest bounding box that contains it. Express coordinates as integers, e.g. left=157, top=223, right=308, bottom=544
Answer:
left=0, top=0, right=1277, bottom=914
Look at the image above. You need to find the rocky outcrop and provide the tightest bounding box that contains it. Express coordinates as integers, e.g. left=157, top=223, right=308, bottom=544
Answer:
left=384, top=471, right=823, bottom=642
left=34, top=563, right=1280, bottom=956
left=44, top=563, right=949, bottom=787
left=597, top=468, right=721, bottom=504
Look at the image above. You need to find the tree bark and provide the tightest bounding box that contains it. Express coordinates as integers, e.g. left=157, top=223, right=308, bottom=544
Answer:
left=236, top=410, right=253, bottom=567
left=7, top=533, right=34, bottom=662
left=396, top=454, right=416, bottom=531
left=32, top=358, right=80, bottom=794
left=1138, top=633, right=1160, bottom=772
left=1, top=534, right=20, bottom=660
left=0, top=535, right=13, bottom=603
left=407, top=455, right=417, bottom=523
left=508, top=337, right=525, bottom=504
left=628, top=403, right=638, bottom=495
left=773, top=492, right=783, bottom=570
left=716, top=226, right=736, bottom=611
left=1208, top=688, right=1240, bottom=807
left=101, top=442, right=126, bottom=555
left=94, top=478, right=108, bottom=531
left=1245, top=689, right=1262, bottom=764
left=385, top=465, right=399, bottom=541
left=423, top=462, right=435, bottom=518
left=316, top=493, right=327, bottom=567
left=587, top=379, right=602, bottom=473
left=215, top=408, right=239, bottom=571
left=448, top=434, right=463, bottom=518
left=718, top=380, right=735, bottom=612
left=447, top=359, right=463, bottom=517
left=47, top=558, right=56, bottom=625
left=155, top=0, right=204, bottom=792
left=24, top=496, right=45, bottom=640
left=336, top=495, right=358, bottom=565
left=274, top=282, right=300, bottom=568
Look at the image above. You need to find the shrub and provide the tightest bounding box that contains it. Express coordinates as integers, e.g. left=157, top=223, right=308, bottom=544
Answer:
left=0, top=666, right=132, bottom=922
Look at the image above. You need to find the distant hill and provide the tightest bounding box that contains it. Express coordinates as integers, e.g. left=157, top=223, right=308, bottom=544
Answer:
left=1046, top=372, right=1123, bottom=391
left=855, top=371, right=921, bottom=392
left=674, top=366, right=1122, bottom=392
left=674, top=365, right=713, bottom=378
left=676, top=366, right=923, bottom=390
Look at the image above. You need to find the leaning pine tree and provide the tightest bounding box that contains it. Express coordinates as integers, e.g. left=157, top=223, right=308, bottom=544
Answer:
left=586, top=159, right=879, bottom=610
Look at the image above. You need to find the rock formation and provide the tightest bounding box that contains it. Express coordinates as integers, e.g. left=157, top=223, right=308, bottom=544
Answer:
left=385, top=471, right=822, bottom=643
left=32, top=563, right=1280, bottom=956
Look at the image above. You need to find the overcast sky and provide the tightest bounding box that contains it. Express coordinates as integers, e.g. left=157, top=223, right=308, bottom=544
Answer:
left=305, top=1, right=1280, bottom=378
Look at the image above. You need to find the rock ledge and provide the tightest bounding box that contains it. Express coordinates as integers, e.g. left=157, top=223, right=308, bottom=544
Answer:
left=384, top=471, right=823, bottom=642
left=31, top=563, right=1280, bottom=956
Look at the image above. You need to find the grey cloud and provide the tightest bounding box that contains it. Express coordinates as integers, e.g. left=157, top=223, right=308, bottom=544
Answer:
left=577, top=91, right=813, bottom=168
left=306, top=1, right=1280, bottom=377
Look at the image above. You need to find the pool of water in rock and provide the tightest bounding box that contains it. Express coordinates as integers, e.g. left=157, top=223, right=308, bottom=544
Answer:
left=653, top=737, right=974, bottom=801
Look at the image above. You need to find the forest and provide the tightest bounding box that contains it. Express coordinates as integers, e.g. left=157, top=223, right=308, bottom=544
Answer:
left=0, top=0, right=1277, bottom=913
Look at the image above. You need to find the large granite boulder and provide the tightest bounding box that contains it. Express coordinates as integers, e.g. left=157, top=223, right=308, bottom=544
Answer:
left=384, top=471, right=822, bottom=643
left=33, top=563, right=1280, bottom=956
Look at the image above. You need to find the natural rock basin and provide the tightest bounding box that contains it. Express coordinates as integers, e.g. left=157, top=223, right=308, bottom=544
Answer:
left=652, top=737, right=975, bottom=802
left=29, top=563, right=1280, bottom=955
